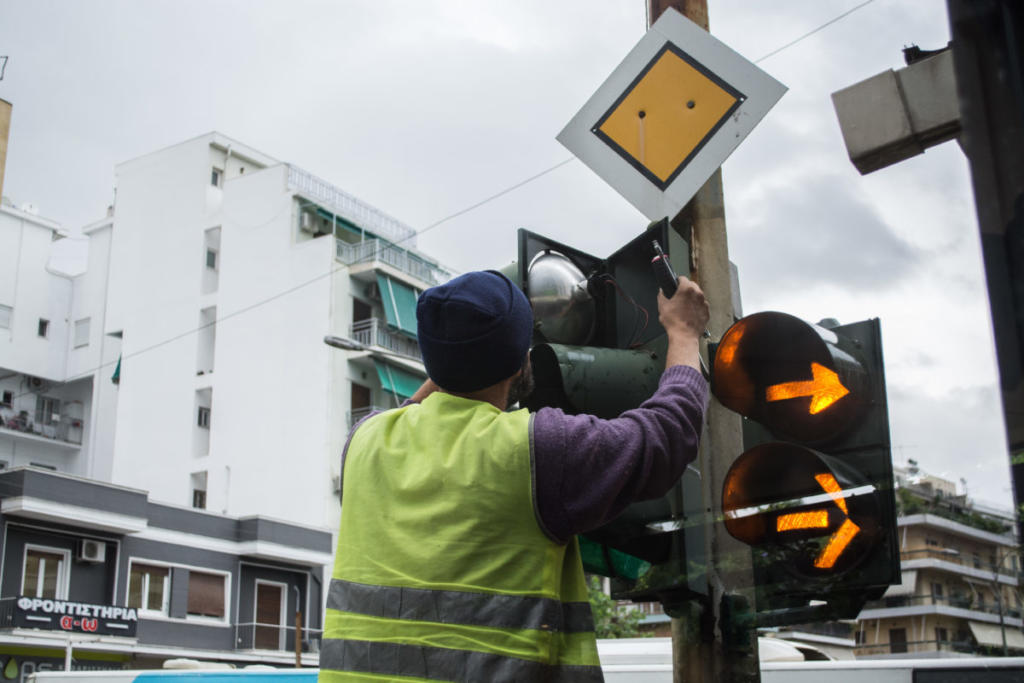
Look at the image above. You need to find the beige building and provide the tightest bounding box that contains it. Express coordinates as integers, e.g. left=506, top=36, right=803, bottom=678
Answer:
left=856, top=473, right=1022, bottom=658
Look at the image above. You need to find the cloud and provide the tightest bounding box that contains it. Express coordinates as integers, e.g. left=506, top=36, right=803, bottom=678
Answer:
left=729, top=173, right=920, bottom=294
left=887, top=383, right=1013, bottom=510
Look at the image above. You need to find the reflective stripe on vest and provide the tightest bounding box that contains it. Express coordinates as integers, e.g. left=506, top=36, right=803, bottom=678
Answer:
left=319, top=637, right=604, bottom=683
left=327, top=578, right=595, bottom=633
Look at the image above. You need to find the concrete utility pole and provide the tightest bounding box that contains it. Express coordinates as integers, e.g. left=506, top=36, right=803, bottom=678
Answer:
left=646, top=2, right=759, bottom=682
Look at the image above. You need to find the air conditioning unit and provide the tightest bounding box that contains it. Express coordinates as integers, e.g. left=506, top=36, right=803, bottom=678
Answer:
left=77, top=539, right=106, bottom=563
left=364, top=282, right=381, bottom=300
left=300, top=212, right=315, bottom=234
left=25, top=375, right=46, bottom=390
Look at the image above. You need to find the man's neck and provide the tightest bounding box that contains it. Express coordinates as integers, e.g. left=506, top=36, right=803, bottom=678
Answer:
left=444, top=383, right=510, bottom=411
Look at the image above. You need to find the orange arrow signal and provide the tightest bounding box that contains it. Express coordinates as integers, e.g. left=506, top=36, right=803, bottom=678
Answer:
left=765, top=362, right=849, bottom=414
left=775, top=473, right=861, bottom=569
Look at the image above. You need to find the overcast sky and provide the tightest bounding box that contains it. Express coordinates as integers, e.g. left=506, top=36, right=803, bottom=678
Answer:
left=0, top=0, right=1014, bottom=510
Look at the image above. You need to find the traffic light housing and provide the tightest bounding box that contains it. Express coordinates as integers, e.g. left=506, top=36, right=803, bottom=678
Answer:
left=712, top=312, right=898, bottom=624
left=508, top=221, right=710, bottom=607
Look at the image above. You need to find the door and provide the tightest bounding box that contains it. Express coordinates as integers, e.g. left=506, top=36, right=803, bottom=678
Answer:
left=889, top=628, right=907, bottom=654
left=254, top=581, right=286, bottom=650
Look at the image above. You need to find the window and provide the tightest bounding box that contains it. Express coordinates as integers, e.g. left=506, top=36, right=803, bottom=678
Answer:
left=889, top=628, right=907, bottom=654
left=932, top=582, right=944, bottom=599
left=37, top=319, right=49, bottom=338
left=128, top=562, right=171, bottom=615
left=35, top=396, right=61, bottom=426
left=74, top=317, right=90, bottom=348
left=205, top=248, right=218, bottom=270
left=197, top=406, right=211, bottom=428
left=192, top=489, right=207, bottom=509
left=1, top=390, right=12, bottom=407
left=925, top=537, right=939, bottom=546
left=973, top=552, right=982, bottom=569
left=22, top=546, right=70, bottom=599
left=0, top=304, right=11, bottom=329
left=211, top=168, right=222, bottom=187
left=935, top=627, right=948, bottom=644
left=187, top=571, right=226, bottom=619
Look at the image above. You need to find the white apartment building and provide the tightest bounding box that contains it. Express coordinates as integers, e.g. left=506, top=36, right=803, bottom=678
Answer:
left=100, top=133, right=451, bottom=531
left=855, top=471, right=1023, bottom=657
left=0, top=198, right=118, bottom=477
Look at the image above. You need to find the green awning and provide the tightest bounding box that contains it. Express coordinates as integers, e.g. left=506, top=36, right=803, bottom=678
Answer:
left=377, top=274, right=419, bottom=339
left=373, top=360, right=423, bottom=400
left=111, top=355, right=121, bottom=385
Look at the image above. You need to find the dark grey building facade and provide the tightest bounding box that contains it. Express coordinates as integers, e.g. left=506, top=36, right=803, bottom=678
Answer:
left=0, top=467, right=331, bottom=678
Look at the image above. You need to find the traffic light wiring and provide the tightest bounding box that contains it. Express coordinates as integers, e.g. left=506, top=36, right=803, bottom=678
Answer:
left=593, top=273, right=651, bottom=348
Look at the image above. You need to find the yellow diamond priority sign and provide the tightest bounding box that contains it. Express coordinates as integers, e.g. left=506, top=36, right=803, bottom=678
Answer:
left=558, top=9, right=786, bottom=222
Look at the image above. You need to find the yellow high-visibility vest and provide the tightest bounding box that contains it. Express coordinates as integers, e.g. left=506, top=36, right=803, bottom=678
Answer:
left=319, top=392, right=602, bottom=683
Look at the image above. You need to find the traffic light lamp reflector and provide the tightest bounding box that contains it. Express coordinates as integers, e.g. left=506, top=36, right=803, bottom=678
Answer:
left=712, top=312, right=869, bottom=443
left=722, top=443, right=880, bottom=578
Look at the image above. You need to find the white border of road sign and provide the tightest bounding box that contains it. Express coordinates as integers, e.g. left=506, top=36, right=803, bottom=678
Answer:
left=557, top=8, right=787, bottom=222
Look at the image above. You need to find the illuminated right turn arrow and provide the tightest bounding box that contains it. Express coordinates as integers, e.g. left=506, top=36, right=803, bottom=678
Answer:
left=766, top=362, right=849, bottom=415
left=776, top=473, right=861, bottom=569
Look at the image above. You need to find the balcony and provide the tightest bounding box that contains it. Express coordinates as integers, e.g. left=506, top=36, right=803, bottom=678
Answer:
left=900, top=548, right=1020, bottom=586
left=854, top=637, right=977, bottom=657
left=351, top=318, right=421, bottom=360
left=337, top=238, right=452, bottom=288
left=348, top=405, right=406, bottom=428
left=287, top=165, right=418, bottom=248
left=862, top=593, right=1023, bottom=621
left=0, top=414, right=83, bottom=450
left=235, top=621, right=322, bottom=654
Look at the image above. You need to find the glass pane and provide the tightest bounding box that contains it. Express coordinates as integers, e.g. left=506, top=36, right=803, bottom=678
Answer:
left=147, top=573, right=165, bottom=611
left=23, top=555, right=40, bottom=596
left=41, top=559, right=58, bottom=599
left=128, top=571, right=143, bottom=608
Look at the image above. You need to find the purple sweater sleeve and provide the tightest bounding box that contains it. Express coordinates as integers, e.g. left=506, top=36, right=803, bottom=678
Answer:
left=531, top=364, right=708, bottom=544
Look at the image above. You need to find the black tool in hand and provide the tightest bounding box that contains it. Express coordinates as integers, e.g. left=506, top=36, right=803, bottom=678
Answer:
left=651, top=240, right=678, bottom=298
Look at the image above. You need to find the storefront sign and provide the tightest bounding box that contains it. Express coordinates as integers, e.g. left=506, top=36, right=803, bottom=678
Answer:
left=14, top=597, right=138, bottom=637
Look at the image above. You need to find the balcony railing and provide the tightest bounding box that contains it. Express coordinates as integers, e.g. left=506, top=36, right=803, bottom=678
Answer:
left=348, top=405, right=396, bottom=428
left=337, top=238, right=452, bottom=287
left=234, top=622, right=322, bottom=653
left=351, top=318, right=421, bottom=360
left=0, top=413, right=84, bottom=446
left=864, top=592, right=1023, bottom=619
left=854, top=638, right=976, bottom=657
left=901, top=548, right=1021, bottom=578
left=287, top=165, right=417, bottom=248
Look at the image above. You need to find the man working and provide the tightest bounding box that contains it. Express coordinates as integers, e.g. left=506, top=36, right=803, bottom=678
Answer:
left=320, top=269, right=709, bottom=683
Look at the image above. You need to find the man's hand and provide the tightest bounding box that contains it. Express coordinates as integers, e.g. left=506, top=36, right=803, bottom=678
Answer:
left=658, top=276, right=710, bottom=372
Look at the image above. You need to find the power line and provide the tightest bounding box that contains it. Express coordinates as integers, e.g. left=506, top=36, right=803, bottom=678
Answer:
left=753, top=0, right=878, bottom=64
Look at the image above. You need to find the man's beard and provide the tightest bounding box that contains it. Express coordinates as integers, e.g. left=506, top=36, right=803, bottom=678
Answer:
left=506, top=360, right=536, bottom=410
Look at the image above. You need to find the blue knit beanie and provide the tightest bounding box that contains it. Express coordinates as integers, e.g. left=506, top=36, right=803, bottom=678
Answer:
left=416, top=271, right=533, bottom=392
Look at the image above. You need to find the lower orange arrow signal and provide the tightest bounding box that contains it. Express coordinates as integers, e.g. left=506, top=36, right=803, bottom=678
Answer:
left=765, top=362, right=849, bottom=414
left=774, top=473, right=861, bottom=569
